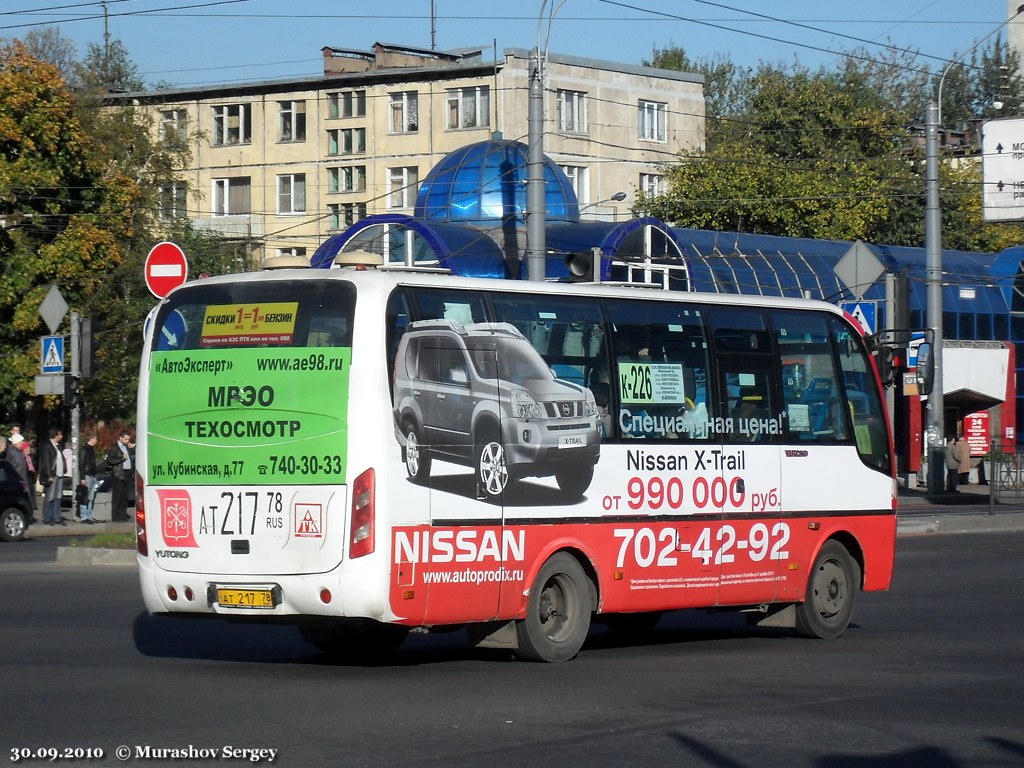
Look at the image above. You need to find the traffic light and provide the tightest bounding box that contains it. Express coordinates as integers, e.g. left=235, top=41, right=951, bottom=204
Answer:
left=80, top=317, right=99, bottom=379
left=875, top=347, right=897, bottom=387
left=64, top=376, right=81, bottom=409
left=565, top=251, right=595, bottom=282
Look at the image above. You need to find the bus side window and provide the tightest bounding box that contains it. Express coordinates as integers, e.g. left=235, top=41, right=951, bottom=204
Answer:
left=386, top=289, right=412, bottom=401
left=409, top=287, right=489, bottom=325
left=772, top=310, right=849, bottom=442
left=605, top=298, right=713, bottom=442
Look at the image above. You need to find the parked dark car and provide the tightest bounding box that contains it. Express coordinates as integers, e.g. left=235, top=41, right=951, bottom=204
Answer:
left=0, top=459, right=34, bottom=542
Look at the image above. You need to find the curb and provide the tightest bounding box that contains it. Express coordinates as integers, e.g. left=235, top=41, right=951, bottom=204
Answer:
left=55, top=546, right=137, bottom=567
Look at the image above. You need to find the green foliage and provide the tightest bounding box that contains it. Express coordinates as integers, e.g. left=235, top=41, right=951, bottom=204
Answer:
left=0, top=36, right=239, bottom=428
left=640, top=41, right=1024, bottom=251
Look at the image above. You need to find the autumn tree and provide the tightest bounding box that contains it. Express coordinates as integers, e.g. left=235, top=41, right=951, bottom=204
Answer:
left=0, top=38, right=228, bottom=426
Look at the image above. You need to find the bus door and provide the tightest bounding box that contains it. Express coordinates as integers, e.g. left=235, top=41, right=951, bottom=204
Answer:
left=419, top=333, right=504, bottom=623
left=714, top=356, right=784, bottom=607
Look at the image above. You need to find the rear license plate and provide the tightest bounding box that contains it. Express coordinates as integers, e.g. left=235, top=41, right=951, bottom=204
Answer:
left=217, top=588, right=275, bottom=609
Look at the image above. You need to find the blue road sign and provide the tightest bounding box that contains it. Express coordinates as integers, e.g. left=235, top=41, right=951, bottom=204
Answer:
left=840, top=301, right=878, bottom=335
left=41, top=335, right=64, bottom=374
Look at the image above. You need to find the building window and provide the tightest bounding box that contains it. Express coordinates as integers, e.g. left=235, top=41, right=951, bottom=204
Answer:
left=159, top=109, right=187, bottom=146
left=277, top=174, right=306, bottom=214
left=328, top=127, right=366, bottom=155
left=389, top=91, right=419, bottom=133
left=446, top=86, right=489, bottom=130
left=277, top=247, right=307, bottom=259
left=638, top=100, right=667, bottom=143
left=212, top=177, right=251, bottom=215
left=388, top=166, right=419, bottom=209
left=212, top=103, right=251, bottom=146
left=329, top=202, right=366, bottom=229
left=639, top=173, right=665, bottom=197
left=560, top=165, right=588, bottom=205
left=557, top=90, right=587, bottom=134
left=279, top=100, right=306, bottom=142
left=329, top=166, right=366, bottom=193
left=158, top=182, right=188, bottom=222
left=328, top=90, right=366, bottom=119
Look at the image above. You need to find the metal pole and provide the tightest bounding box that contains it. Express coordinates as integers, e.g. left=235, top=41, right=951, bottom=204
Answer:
left=925, top=98, right=945, bottom=493
left=526, top=45, right=546, bottom=281
left=70, top=312, right=81, bottom=496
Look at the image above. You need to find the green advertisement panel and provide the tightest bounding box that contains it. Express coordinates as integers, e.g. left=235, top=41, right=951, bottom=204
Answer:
left=147, top=347, right=351, bottom=485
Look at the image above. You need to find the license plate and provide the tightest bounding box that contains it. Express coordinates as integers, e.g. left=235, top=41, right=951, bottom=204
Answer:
left=217, top=588, right=275, bottom=609
left=559, top=435, right=586, bottom=448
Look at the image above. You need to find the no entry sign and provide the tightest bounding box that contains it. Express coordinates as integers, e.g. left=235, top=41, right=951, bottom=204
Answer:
left=145, top=241, right=189, bottom=299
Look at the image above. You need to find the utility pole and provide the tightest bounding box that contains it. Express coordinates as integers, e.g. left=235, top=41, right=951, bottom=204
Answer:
left=526, top=45, right=546, bottom=281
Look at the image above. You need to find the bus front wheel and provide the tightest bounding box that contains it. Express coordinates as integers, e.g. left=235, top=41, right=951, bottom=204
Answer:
left=515, top=553, right=593, bottom=662
left=795, top=540, right=860, bottom=639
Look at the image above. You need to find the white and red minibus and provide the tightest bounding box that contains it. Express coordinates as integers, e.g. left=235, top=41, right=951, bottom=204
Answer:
left=135, top=256, right=896, bottom=661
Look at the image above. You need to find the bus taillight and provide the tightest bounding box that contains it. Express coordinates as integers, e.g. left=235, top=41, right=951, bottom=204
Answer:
left=350, top=468, right=375, bottom=558
left=135, top=471, right=147, bottom=557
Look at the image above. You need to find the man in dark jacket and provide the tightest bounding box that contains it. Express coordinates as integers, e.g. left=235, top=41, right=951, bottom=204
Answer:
left=105, top=430, right=133, bottom=522
left=39, top=427, right=66, bottom=525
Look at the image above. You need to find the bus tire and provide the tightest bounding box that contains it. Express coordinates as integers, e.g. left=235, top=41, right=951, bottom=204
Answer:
left=403, top=422, right=431, bottom=484
left=795, top=540, right=860, bottom=639
left=475, top=428, right=509, bottom=499
left=555, top=463, right=594, bottom=498
left=515, top=553, right=593, bottom=662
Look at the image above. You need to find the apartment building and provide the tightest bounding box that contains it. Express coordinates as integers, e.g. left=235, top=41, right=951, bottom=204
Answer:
left=110, top=42, right=705, bottom=263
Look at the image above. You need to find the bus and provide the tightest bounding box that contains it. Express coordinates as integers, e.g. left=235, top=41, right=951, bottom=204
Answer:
left=135, top=255, right=896, bottom=662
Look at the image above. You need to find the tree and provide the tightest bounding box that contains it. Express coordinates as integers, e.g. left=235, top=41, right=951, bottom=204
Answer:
left=0, top=40, right=223, bottom=426
left=79, top=38, right=144, bottom=92
left=639, top=42, right=1023, bottom=252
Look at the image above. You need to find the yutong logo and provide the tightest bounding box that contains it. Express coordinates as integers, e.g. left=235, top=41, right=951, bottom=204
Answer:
left=155, top=549, right=190, bottom=559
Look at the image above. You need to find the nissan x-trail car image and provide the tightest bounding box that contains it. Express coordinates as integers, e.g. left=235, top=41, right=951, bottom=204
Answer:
left=393, top=320, right=601, bottom=500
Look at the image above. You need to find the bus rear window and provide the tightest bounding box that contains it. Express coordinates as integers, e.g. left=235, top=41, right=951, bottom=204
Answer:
left=153, top=281, right=355, bottom=351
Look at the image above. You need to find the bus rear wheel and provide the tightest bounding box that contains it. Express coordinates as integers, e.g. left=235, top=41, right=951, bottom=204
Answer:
left=515, top=553, right=593, bottom=662
left=795, top=541, right=860, bottom=639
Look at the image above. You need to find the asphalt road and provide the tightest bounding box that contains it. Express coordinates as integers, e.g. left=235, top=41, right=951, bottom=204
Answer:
left=3, top=530, right=1023, bottom=768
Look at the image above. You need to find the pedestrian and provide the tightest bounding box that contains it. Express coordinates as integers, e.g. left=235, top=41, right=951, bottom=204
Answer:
left=957, top=437, right=971, bottom=485
left=105, top=429, right=133, bottom=523
left=2, top=434, right=31, bottom=518
left=77, top=432, right=99, bottom=523
left=12, top=434, right=37, bottom=514
left=944, top=435, right=961, bottom=493
left=39, top=427, right=67, bottom=525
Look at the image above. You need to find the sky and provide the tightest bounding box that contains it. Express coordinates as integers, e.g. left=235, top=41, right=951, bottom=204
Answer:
left=0, top=0, right=1017, bottom=89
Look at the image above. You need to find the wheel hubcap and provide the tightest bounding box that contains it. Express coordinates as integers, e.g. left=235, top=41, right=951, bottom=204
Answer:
left=813, top=560, right=846, bottom=618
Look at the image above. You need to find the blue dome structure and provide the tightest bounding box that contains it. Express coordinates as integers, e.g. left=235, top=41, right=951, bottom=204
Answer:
left=414, top=139, right=580, bottom=224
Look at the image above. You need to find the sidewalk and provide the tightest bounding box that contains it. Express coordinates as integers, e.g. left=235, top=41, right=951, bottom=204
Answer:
left=26, top=492, right=135, bottom=539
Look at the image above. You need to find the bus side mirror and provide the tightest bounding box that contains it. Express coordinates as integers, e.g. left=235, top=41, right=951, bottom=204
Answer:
left=915, top=342, right=934, bottom=395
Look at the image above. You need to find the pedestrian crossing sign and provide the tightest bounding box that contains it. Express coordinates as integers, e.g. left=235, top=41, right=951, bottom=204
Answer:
left=41, top=335, right=64, bottom=374
left=840, top=301, right=878, bottom=335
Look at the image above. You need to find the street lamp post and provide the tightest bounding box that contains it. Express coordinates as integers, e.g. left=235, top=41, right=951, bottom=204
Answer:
left=924, top=4, right=1024, bottom=492
left=579, top=191, right=627, bottom=216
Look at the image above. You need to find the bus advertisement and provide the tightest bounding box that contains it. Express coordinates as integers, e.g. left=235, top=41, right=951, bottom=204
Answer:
left=135, top=262, right=896, bottom=662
